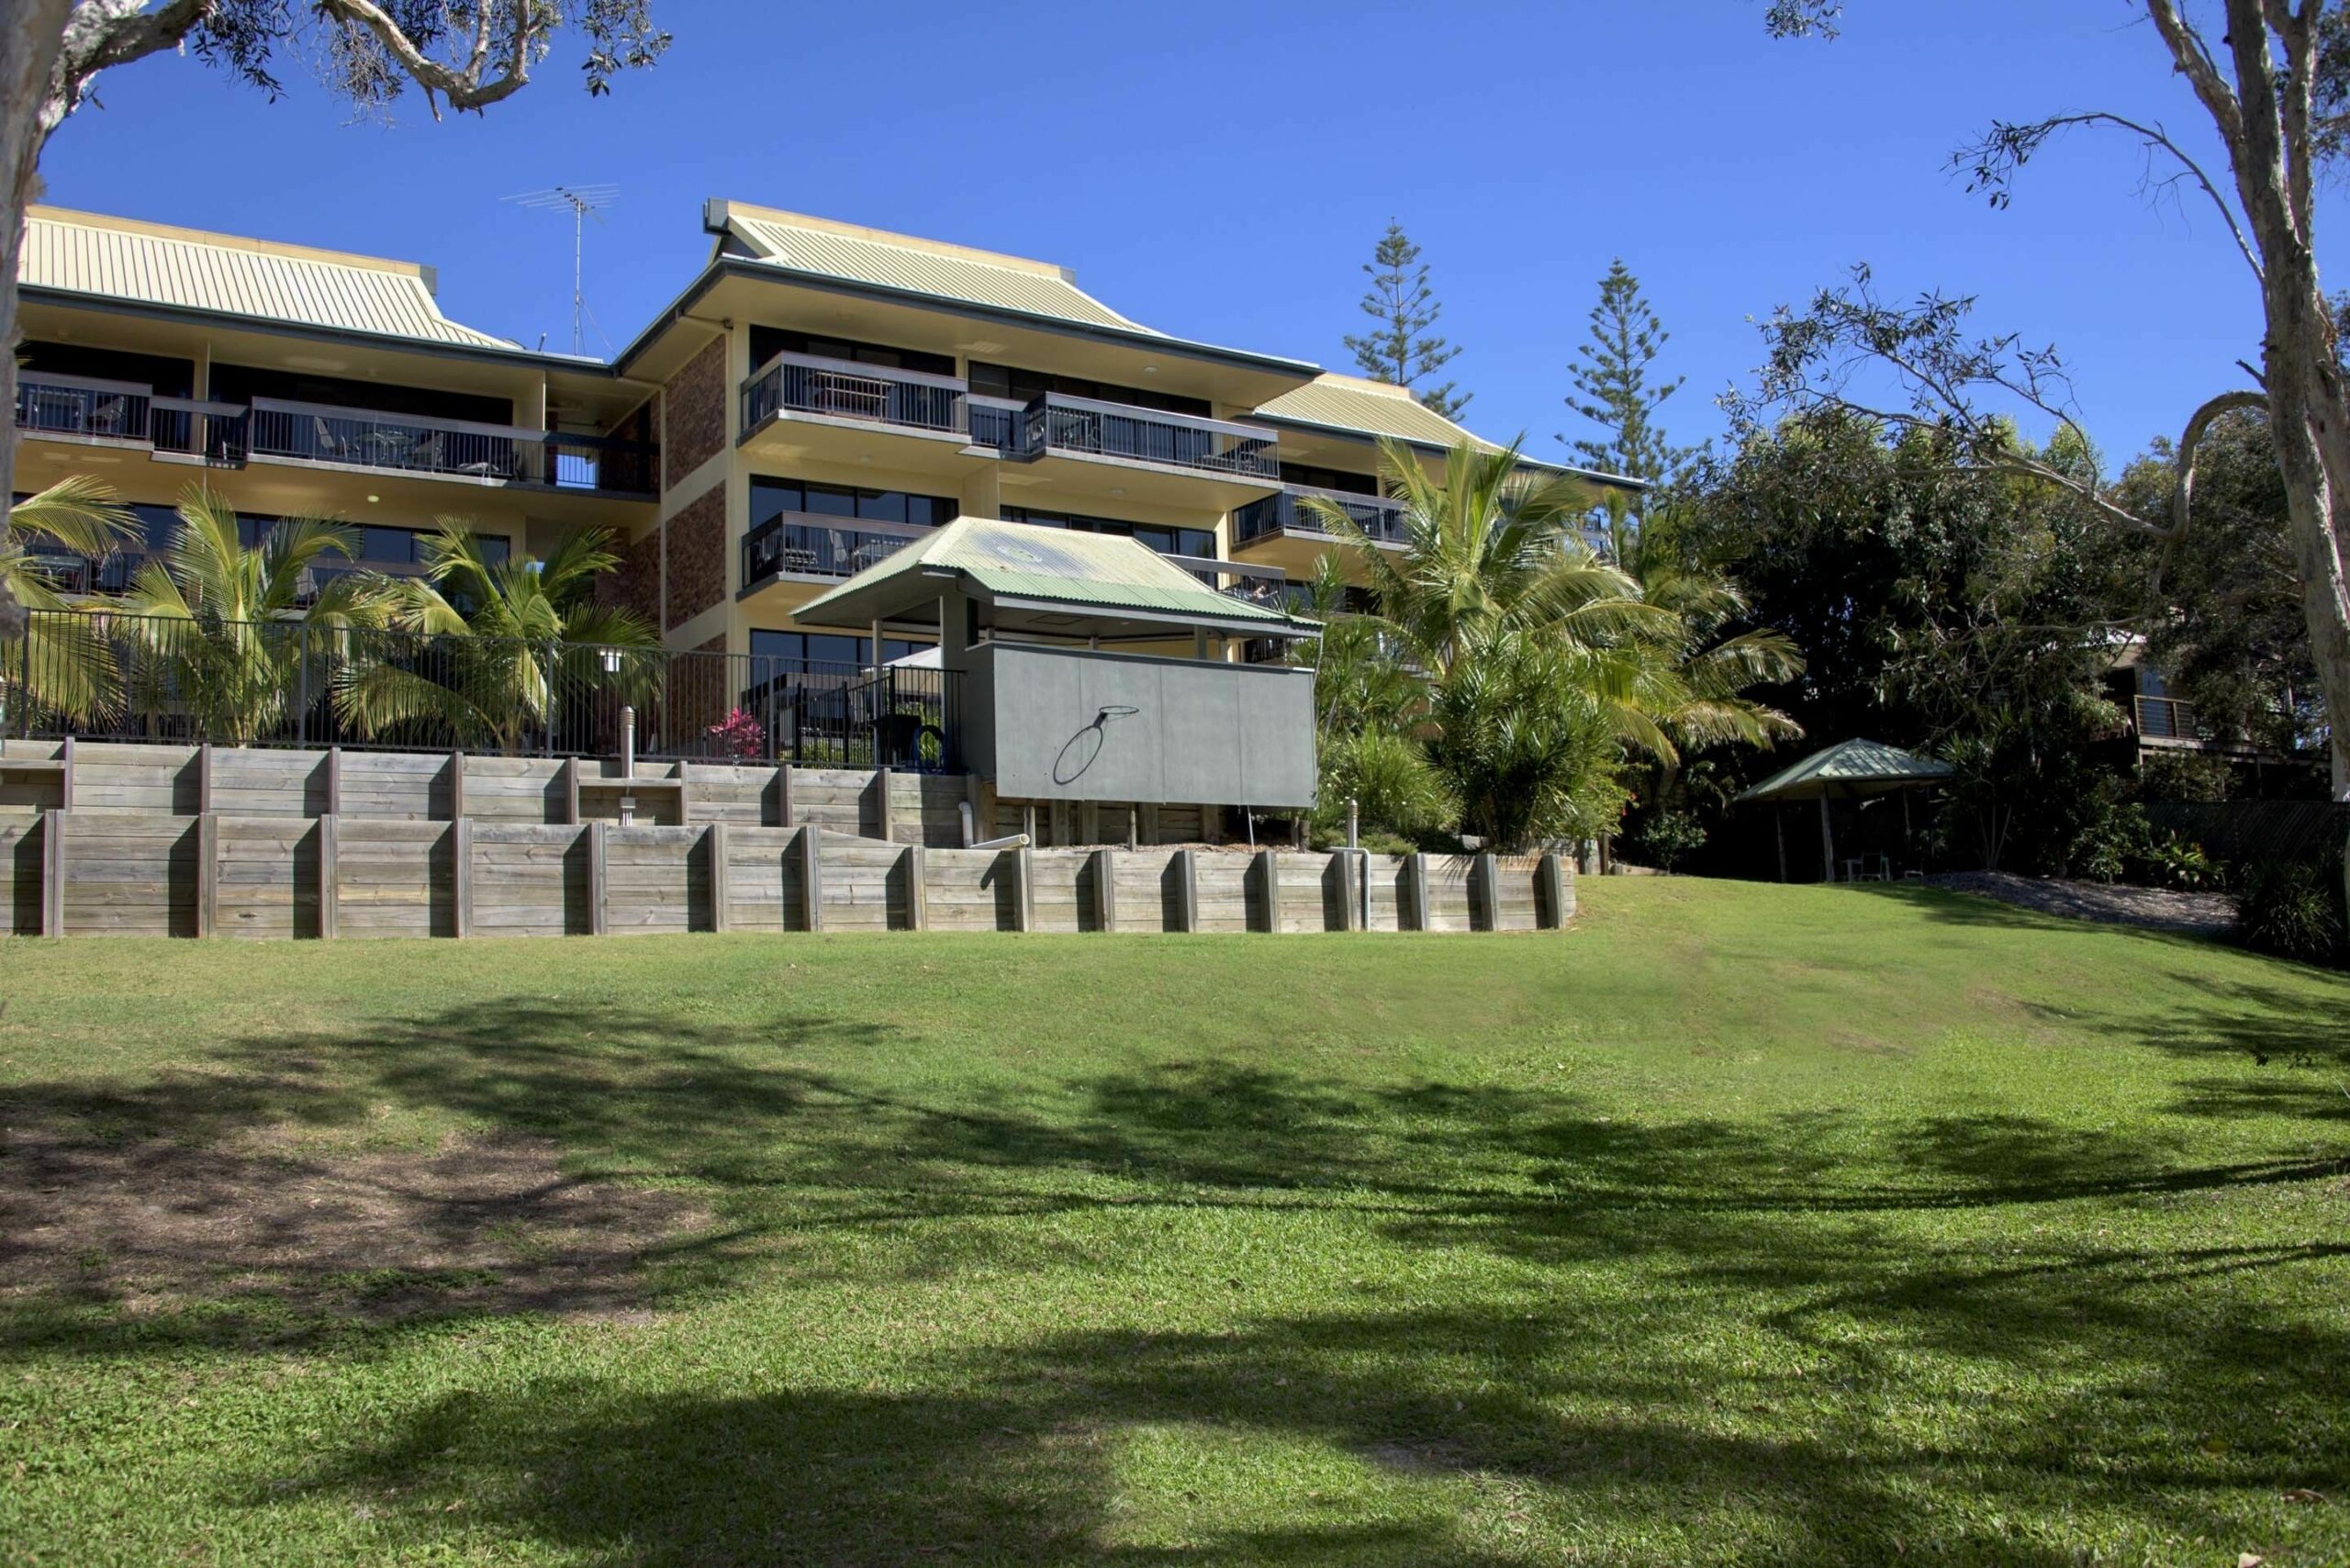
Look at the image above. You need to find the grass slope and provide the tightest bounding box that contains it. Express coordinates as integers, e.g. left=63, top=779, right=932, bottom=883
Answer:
left=1, top=879, right=2345, bottom=1566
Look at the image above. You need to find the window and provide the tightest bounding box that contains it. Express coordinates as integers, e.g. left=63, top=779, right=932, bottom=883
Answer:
left=750, top=476, right=957, bottom=532
left=1280, top=462, right=1380, bottom=496
left=968, top=361, right=1211, bottom=418
left=750, top=630, right=932, bottom=672
left=1002, top=506, right=1214, bottom=561
left=747, top=327, right=956, bottom=379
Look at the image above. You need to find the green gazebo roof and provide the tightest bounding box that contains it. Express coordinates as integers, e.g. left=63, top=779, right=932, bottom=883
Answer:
left=1736, top=738, right=1953, bottom=803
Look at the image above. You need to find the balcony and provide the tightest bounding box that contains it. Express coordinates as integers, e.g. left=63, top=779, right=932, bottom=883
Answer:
left=1000, top=393, right=1279, bottom=482
left=739, top=351, right=968, bottom=442
left=13, top=375, right=656, bottom=498
left=1234, top=483, right=1410, bottom=548
left=738, top=512, right=934, bottom=593
left=2133, top=695, right=2206, bottom=744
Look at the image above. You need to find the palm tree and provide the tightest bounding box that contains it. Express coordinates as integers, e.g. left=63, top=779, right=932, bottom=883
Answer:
left=1607, top=499, right=1804, bottom=758
left=1296, top=438, right=1688, bottom=849
left=116, top=488, right=373, bottom=744
left=0, top=476, right=141, bottom=727
left=336, top=523, right=655, bottom=755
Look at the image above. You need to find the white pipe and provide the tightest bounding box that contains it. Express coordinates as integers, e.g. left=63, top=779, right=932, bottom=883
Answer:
left=960, top=800, right=1028, bottom=851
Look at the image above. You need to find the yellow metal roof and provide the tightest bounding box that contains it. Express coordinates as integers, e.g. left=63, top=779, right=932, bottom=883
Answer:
left=17, top=207, right=517, bottom=351
left=714, top=202, right=1162, bottom=336
left=1249, top=373, right=1505, bottom=451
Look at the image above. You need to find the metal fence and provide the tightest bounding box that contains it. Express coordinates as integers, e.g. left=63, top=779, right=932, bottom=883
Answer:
left=5, top=610, right=961, bottom=770
left=2146, top=799, right=2350, bottom=866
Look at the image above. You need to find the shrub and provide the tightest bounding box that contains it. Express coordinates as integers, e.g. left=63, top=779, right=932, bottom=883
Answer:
left=2138, top=750, right=2233, bottom=803
left=2141, top=834, right=2224, bottom=892
left=2233, top=855, right=2348, bottom=966
left=1631, top=808, right=1707, bottom=874
left=705, top=708, right=766, bottom=762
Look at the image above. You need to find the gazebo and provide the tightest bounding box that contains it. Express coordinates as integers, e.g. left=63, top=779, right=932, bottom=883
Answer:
left=1735, top=738, right=1953, bottom=883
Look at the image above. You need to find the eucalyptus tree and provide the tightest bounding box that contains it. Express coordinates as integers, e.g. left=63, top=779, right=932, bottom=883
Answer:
left=1752, top=0, right=2350, bottom=901
left=0, top=1, right=669, bottom=630
left=337, top=523, right=655, bottom=755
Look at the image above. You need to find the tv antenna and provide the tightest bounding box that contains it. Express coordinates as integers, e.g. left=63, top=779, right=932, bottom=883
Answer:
left=504, top=184, right=617, bottom=355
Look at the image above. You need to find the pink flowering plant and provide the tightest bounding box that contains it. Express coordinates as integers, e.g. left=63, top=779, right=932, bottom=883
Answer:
left=706, top=707, right=766, bottom=762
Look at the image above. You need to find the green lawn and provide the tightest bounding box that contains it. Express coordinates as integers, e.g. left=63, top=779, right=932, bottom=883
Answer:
left=2, top=880, right=2345, bottom=1566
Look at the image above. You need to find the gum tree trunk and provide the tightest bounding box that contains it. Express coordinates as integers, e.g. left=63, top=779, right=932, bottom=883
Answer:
left=0, top=0, right=78, bottom=635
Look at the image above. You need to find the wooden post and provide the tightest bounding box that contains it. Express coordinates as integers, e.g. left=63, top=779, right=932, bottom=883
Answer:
left=677, top=762, right=693, bottom=826
left=588, top=822, right=608, bottom=936
left=1291, top=815, right=1305, bottom=850
left=195, top=812, right=218, bottom=938
left=196, top=741, right=215, bottom=815
left=875, top=767, right=896, bottom=844
left=776, top=765, right=795, bottom=828
left=452, top=817, right=474, bottom=937
left=1091, top=846, right=1116, bottom=932
left=1774, top=806, right=1787, bottom=883
left=1473, top=852, right=1500, bottom=933
left=1336, top=848, right=1361, bottom=933
left=317, top=813, right=340, bottom=940
left=1536, top=852, right=1568, bottom=930
left=1406, top=852, right=1431, bottom=933
left=39, top=807, right=64, bottom=937
left=1818, top=794, right=1836, bottom=884
left=1013, top=844, right=1035, bottom=932
left=1080, top=801, right=1100, bottom=846
left=1174, top=847, right=1198, bottom=933
left=799, top=824, right=823, bottom=933
left=1125, top=807, right=1139, bottom=852
left=1202, top=804, right=1224, bottom=846
left=325, top=745, right=342, bottom=818
left=1137, top=802, right=1159, bottom=846
left=58, top=735, right=73, bottom=812
left=1050, top=801, right=1071, bottom=847
left=564, top=756, right=581, bottom=825
left=904, top=844, right=927, bottom=931
left=1258, top=847, right=1281, bottom=934
left=447, top=749, right=465, bottom=823
left=708, top=822, right=731, bottom=934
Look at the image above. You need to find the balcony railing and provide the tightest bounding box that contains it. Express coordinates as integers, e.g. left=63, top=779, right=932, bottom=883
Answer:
left=13, top=375, right=655, bottom=497
left=1161, top=552, right=1291, bottom=607
left=740, top=512, right=934, bottom=588
left=1234, top=483, right=1411, bottom=546
left=2134, top=694, right=2204, bottom=742
left=739, top=351, right=968, bottom=441
left=247, top=398, right=657, bottom=496
left=1004, top=393, right=1280, bottom=481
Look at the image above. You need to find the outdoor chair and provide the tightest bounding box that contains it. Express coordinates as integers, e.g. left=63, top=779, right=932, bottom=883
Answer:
left=313, top=417, right=352, bottom=459
left=88, top=396, right=129, bottom=435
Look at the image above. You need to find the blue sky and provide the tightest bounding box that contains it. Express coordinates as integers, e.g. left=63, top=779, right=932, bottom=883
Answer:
left=34, top=2, right=2301, bottom=471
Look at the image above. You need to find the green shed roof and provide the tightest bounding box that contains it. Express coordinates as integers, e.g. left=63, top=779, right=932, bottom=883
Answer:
left=1736, top=738, right=1953, bottom=802
left=795, top=518, right=1319, bottom=634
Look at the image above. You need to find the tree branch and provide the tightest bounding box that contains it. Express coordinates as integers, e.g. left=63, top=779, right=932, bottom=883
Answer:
left=308, top=0, right=536, bottom=117
left=1953, top=110, right=2264, bottom=280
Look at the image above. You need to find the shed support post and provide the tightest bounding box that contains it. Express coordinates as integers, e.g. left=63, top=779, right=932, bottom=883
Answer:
left=1818, top=795, right=1836, bottom=884
left=317, top=813, right=340, bottom=940
left=1775, top=806, right=1787, bottom=883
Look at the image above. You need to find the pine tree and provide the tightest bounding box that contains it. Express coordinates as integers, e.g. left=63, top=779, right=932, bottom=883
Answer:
left=1341, top=222, right=1470, bottom=421
left=1561, top=260, right=1703, bottom=516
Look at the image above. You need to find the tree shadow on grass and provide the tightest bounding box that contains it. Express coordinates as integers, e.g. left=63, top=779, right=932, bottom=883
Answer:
left=6, top=989, right=2348, bottom=1559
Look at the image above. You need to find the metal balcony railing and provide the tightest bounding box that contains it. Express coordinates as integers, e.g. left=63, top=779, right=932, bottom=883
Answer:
left=15, top=376, right=655, bottom=496
left=738, top=350, right=968, bottom=440
left=740, top=512, right=934, bottom=588
left=1160, top=551, right=1291, bottom=608
left=1233, top=483, right=1411, bottom=546
left=1002, top=393, right=1280, bottom=481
